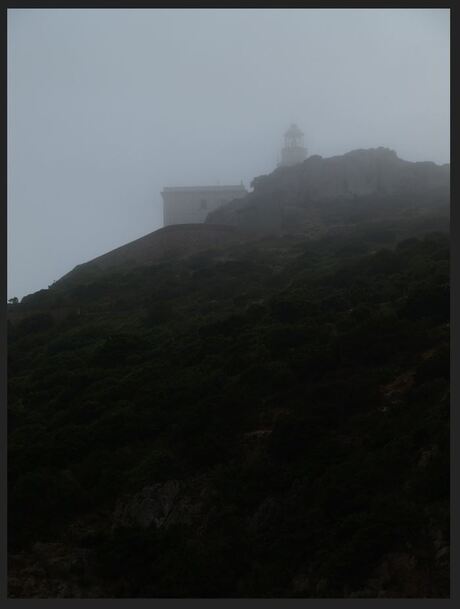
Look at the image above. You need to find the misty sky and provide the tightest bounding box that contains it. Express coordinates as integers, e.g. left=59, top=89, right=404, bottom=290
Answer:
left=8, top=8, right=450, bottom=300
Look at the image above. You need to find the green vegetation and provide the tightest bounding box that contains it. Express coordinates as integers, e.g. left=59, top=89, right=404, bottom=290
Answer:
left=8, top=221, right=449, bottom=597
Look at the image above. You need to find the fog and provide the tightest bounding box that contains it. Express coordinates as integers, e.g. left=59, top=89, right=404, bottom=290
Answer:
left=7, top=8, right=450, bottom=300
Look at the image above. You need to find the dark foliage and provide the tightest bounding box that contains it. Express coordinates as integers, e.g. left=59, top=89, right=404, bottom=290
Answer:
left=8, top=220, right=449, bottom=598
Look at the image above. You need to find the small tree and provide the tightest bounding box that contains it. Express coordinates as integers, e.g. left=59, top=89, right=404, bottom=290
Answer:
left=8, top=297, right=18, bottom=305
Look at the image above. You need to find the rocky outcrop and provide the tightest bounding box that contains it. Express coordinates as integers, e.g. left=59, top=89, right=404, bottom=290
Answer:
left=112, top=479, right=207, bottom=532
left=207, top=148, right=450, bottom=232
left=380, top=370, right=416, bottom=410
left=8, top=543, right=103, bottom=598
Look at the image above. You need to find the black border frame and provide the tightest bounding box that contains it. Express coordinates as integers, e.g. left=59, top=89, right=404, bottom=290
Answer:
left=1, top=3, right=455, bottom=606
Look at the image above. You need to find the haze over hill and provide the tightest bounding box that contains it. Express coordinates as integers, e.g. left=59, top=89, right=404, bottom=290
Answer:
left=8, top=9, right=450, bottom=300
left=207, top=147, right=449, bottom=232
left=31, top=146, right=449, bottom=289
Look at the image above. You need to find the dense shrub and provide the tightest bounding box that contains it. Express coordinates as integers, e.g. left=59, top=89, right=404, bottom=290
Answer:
left=8, top=226, right=449, bottom=597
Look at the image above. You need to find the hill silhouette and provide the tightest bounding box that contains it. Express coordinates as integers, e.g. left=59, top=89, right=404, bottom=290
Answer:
left=208, top=147, right=449, bottom=234
left=38, top=148, right=450, bottom=285
left=8, top=149, right=450, bottom=598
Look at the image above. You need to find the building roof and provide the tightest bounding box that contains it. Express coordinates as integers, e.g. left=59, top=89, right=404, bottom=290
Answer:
left=162, top=184, right=247, bottom=193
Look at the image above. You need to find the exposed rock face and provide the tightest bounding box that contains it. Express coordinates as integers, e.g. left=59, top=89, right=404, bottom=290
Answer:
left=207, top=148, right=450, bottom=232
left=247, top=496, right=279, bottom=534
left=9, top=480, right=210, bottom=598
left=380, top=370, right=416, bottom=410
left=8, top=543, right=103, bottom=598
left=348, top=549, right=449, bottom=598
left=112, top=479, right=206, bottom=531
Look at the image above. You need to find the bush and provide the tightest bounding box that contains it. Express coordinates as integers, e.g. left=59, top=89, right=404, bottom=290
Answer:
left=17, top=313, right=55, bottom=335
left=401, top=283, right=449, bottom=322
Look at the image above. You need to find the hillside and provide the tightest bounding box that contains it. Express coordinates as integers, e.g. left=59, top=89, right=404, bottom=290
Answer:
left=8, top=152, right=450, bottom=598
left=29, top=148, right=449, bottom=288
left=57, top=223, right=241, bottom=284
left=207, top=148, right=449, bottom=234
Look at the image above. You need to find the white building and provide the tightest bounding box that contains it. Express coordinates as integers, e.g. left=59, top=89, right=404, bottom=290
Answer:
left=161, top=184, right=247, bottom=226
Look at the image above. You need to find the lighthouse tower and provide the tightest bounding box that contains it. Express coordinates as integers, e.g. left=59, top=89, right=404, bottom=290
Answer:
left=279, top=124, right=307, bottom=167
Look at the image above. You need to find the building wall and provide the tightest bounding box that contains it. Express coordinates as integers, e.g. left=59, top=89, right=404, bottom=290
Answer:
left=162, top=186, right=247, bottom=226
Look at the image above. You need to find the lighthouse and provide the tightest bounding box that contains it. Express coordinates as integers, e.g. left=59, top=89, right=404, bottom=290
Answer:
left=279, top=124, right=307, bottom=167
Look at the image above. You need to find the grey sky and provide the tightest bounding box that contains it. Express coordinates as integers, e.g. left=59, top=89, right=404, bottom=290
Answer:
left=7, top=8, right=450, bottom=300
